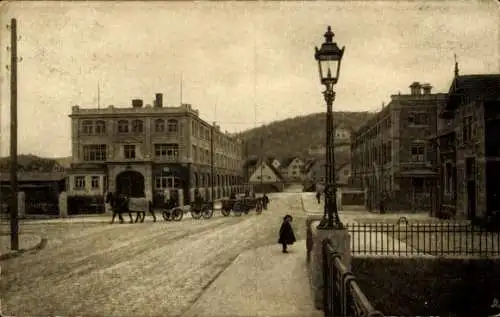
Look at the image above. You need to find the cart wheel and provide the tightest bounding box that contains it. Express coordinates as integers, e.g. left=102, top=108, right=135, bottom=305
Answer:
left=162, top=210, right=172, bottom=221
left=221, top=208, right=231, bottom=217
left=172, top=208, right=183, bottom=221
left=191, top=209, right=202, bottom=219
left=202, top=205, right=213, bottom=219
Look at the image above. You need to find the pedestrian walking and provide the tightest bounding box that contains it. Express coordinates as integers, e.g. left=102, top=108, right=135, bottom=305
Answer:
left=278, top=214, right=296, bottom=253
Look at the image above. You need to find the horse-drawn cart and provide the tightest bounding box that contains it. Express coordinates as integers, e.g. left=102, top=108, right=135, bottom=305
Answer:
left=190, top=201, right=214, bottom=219
left=161, top=199, right=184, bottom=222
left=220, top=196, right=263, bottom=216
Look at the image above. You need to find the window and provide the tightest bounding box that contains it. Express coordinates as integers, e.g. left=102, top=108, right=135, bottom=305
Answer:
left=124, top=144, right=136, bottom=159
left=155, top=172, right=181, bottom=189
left=74, top=176, right=85, bottom=190
left=191, top=121, right=196, bottom=136
left=154, top=143, right=179, bottom=160
left=444, top=162, right=453, bottom=195
left=192, top=145, right=197, bottom=162
left=82, top=120, right=93, bottom=135
left=408, top=112, right=429, bottom=126
left=411, top=143, right=425, bottom=162
left=167, top=119, right=178, bottom=133
left=83, top=144, right=107, bottom=161
left=131, top=119, right=143, bottom=133
left=118, top=120, right=129, bottom=133
left=413, top=178, right=424, bottom=192
left=91, top=176, right=100, bottom=189
left=155, top=119, right=165, bottom=133
left=463, top=116, right=473, bottom=143
left=95, top=121, right=106, bottom=135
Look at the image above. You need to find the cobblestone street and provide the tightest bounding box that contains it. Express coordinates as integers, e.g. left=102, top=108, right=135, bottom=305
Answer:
left=0, top=192, right=310, bottom=317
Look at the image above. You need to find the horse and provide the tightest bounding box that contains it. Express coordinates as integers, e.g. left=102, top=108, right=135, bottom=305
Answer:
left=105, top=192, right=133, bottom=224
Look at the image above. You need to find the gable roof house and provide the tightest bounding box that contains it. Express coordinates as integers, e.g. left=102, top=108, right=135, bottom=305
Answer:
left=280, top=157, right=305, bottom=181
left=246, top=158, right=284, bottom=192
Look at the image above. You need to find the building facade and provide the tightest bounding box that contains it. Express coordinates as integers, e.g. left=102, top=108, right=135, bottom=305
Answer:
left=67, top=94, right=245, bottom=204
left=351, top=82, right=448, bottom=212
left=434, top=73, right=500, bottom=221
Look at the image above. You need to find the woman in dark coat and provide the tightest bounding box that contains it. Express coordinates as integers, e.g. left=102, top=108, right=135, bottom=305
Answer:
left=278, top=214, right=296, bottom=253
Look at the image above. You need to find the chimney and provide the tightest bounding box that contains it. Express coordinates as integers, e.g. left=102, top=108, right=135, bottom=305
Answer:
left=132, top=99, right=143, bottom=108
left=154, top=93, right=163, bottom=108
left=422, top=83, right=432, bottom=95
left=409, top=82, right=422, bottom=95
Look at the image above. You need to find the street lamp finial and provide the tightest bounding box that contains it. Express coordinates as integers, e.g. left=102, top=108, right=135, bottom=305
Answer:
left=324, top=26, right=334, bottom=43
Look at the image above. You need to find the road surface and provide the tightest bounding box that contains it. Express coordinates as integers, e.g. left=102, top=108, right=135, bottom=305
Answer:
left=0, top=191, right=308, bottom=317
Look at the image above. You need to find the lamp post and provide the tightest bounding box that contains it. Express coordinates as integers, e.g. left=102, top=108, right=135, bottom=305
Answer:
left=314, top=26, right=345, bottom=230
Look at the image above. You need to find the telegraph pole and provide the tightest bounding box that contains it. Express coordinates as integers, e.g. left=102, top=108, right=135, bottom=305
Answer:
left=260, top=136, right=263, bottom=193
left=9, top=18, right=19, bottom=251
left=210, top=122, right=215, bottom=214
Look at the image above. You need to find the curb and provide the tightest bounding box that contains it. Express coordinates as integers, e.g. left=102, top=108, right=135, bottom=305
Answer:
left=0, top=236, right=48, bottom=261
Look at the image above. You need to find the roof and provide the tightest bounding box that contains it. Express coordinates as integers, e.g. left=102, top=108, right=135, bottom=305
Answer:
left=264, top=158, right=284, bottom=180
left=0, top=171, right=67, bottom=182
left=243, top=158, right=259, bottom=169
left=445, top=74, right=500, bottom=111
left=245, top=157, right=284, bottom=180
left=307, top=159, right=349, bottom=173
left=304, top=159, right=316, bottom=173
left=281, top=157, right=302, bottom=168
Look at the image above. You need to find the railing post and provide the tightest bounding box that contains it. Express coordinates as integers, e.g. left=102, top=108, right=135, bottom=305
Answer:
left=322, top=240, right=330, bottom=316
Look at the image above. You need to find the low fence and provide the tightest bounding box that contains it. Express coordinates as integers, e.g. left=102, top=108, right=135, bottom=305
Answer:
left=323, top=239, right=384, bottom=317
left=347, top=219, right=500, bottom=256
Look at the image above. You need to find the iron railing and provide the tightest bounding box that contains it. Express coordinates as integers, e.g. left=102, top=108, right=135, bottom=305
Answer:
left=323, top=239, right=384, bottom=317
left=347, top=218, right=500, bottom=256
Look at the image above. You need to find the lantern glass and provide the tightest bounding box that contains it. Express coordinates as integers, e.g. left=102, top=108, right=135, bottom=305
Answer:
left=318, top=58, right=340, bottom=85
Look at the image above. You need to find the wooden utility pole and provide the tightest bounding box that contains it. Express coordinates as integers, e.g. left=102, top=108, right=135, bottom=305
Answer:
left=9, top=18, right=19, bottom=251
left=210, top=122, right=215, bottom=214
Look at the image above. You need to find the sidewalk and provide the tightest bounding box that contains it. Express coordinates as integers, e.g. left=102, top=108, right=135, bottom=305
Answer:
left=301, top=193, right=428, bottom=256
left=0, top=234, right=45, bottom=259
left=182, top=240, right=322, bottom=317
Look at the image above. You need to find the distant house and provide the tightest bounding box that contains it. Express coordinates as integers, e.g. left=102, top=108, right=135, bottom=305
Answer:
left=337, top=163, right=352, bottom=187
left=249, top=159, right=283, bottom=183
left=305, top=159, right=351, bottom=187
left=246, top=158, right=284, bottom=192
left=307, top=128, right=352, bottom=157
left=280, top=157, right=305, bottom=181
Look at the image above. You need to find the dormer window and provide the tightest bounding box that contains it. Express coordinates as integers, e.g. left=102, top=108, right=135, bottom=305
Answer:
left=118, top=120, right=129, bottom=133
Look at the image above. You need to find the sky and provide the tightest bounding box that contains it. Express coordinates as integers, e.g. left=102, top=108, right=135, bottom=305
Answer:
left=0, top=1, right=498, bottom=158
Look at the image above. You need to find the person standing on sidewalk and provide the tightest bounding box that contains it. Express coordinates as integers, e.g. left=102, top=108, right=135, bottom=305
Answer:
left=278, top=215, right=296, bottom=253
left=316, top=191, right=321, bottom=204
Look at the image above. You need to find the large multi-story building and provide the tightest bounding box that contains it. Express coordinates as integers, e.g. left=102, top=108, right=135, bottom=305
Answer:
left=351, top=82, right=448, bottom=212
left=67, top=93, right=245, bottom=204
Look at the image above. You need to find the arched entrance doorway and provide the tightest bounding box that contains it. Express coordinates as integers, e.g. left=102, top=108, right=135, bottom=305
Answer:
left=116, top=171, right=145, bottom=197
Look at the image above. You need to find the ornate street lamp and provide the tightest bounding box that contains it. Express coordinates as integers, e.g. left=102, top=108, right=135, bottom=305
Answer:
left=315, top=26, right=345, bottom=230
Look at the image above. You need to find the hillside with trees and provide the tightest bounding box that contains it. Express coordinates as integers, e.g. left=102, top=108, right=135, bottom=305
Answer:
left=236, top=111, right=374, bottom=162
left=0, top=154, right=66, bottom=172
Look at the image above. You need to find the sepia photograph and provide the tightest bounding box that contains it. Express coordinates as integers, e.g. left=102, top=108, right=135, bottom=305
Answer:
left=0, top=1, right=499, bottom=316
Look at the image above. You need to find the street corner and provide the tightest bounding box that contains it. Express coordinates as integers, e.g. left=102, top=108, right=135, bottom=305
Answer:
left=0, top=234, right=47, bottom=261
